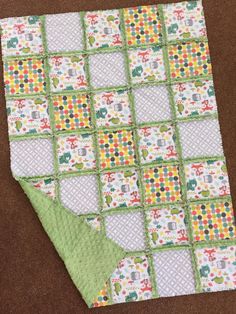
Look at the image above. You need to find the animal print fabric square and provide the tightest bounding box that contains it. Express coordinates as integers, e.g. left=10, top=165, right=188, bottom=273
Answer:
left=1, top=0, right=235, bottom=308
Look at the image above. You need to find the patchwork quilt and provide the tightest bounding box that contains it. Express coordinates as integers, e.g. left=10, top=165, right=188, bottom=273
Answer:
left=1, top=0, right=236, bottom=308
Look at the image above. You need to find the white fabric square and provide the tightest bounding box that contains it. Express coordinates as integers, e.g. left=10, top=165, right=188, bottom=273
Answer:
left=10, top=138, right=54, bottom=177
left=60, top=175, right=99, bottom=214
left=153, top=249, right=195, bottom=297
left=179, top=119, right=223, bottom=158
left=105, top=212, right=146, bottom=251
left=89, top=52, right=127, bottom=88
left=46, top=13, right=83, bottom=52
left=133, top=85, right=171, bottom=123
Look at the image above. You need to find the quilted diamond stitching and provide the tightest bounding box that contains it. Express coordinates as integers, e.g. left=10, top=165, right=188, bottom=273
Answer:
left=179, top=119, right=223, bottom=158
left=105, top=212, right=146, bottom=251
left=10, top=139, right=54, bottom=177
left=133, top=85, right=171, bottom=123
left=46, top=13, right=83, bottom=52
left=60, top=175, right=99, bottom=214
left=153, top=249, right=195, bottom=296
left=89, top=52, right=127, bottom=88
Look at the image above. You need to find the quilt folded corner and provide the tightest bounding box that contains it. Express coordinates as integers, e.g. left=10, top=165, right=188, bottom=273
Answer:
left=18, top=179, right=125, bottom=307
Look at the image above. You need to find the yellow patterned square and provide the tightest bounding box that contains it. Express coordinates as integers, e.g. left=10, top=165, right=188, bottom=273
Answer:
left=92, top=283, right=110, bottom=307
left=4, top=58, right=46, bottom=95
left=124, top=5, right=162, bottom=46
left=168, top=41, right=212, bottom=79
left=143, top=165, right=181, bottom=204
left=98, top=129, right=136, bottom=169
left=190, top=201, right=236, bottom=242
left=53, top=94, right=91, bottom=131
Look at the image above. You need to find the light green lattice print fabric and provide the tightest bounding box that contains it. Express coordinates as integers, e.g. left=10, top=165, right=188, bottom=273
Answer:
left=1, top=0, right=236, bottom=308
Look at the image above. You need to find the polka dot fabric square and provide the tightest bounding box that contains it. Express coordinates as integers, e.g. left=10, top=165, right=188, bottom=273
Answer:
left=168, top=41, right=212, bottom=79
left=124, top=5, right=162, bottom=46
left=98, top=129, right=136, bottom=169
left=4, top=58, right=46, bottom=95
left=53, top=94, right=91, bottom=131
left=143, top=165, right=181, bottom=205
left=190, top=201, right=236, bottom=242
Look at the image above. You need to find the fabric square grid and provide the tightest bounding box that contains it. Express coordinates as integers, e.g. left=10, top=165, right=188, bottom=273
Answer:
left=185, top=159, right=230, bottom=200
left=153, top=249, right=196, bottom=297
left=48, top=55, right=87, bottom=92
left=0, top=16, right=43, bottom=57
left=89, top=52, right=127, bottom=88
left=2, top=1, right=236, bottom=308
left=60, top=175, right=99, bottom=214
left=179, top=119, right=223, bottom=158
left=110, top=255, right=152, bottom=303
left=146, top=206, right=188, bottom=247
left=172, top=79, right=217, bottom=118
left=195, top=245, right=236, bottom=292
left=168, top=41, right=212, bottom=79
left=189, top=201, right=236, bottom=242
left=163, top=0, right=206, bottom=41
left=133, top=85, right=171, bottom=123
left=10, top=138, right=54, bottom=177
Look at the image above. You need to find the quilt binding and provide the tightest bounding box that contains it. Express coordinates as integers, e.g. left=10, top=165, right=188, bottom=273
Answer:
left=1, top=1, right=236, bottom=305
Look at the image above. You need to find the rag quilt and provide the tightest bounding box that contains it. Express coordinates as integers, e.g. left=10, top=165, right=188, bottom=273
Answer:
left=1, top=0, right=236, bottom=308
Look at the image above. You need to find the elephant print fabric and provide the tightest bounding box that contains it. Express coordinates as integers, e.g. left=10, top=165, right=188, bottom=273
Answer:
left=1, top=0, right=235, bottom=308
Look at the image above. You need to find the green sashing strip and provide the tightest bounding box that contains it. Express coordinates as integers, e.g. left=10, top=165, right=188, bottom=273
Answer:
left=157, top=4, right=232, bottom=293
left=3, top=6, right=236, bottom=304
left=40, top=15, right=61, bottom=202
left=80, top=11, right=115, bottom=304
left=4, top=73, right=214, bottom=101
left=8, top=112, right=219, bottom=142
left=158, top=3, right=203, bottom=292
left=1, top=34, right=209, bottom=62
left=120, top=7, right=159, bottom=298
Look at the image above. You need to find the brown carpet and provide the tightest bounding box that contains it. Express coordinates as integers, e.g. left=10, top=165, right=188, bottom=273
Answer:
left=0, top=0, right=236, bottom=313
